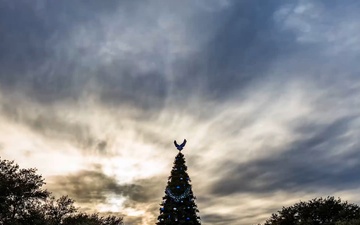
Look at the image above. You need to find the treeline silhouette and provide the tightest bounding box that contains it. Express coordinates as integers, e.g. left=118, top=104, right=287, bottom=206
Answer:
left=0, top=157, right=123, bottom=225
left=2, top=156, right=360, bottom=225
left=259, top=196, right=360, bottom=225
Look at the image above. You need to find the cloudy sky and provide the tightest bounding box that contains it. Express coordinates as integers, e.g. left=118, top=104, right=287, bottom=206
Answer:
left=1, top=0, right=360, bottom=224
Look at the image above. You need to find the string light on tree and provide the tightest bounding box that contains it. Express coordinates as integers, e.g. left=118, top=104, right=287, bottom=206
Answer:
left=166, top=187, right=191, bottom=202
left=156, top=139, right=201, bottom=225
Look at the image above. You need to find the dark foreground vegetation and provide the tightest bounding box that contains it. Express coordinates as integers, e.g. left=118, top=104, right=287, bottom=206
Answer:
left=0, top=158, right=123, bottom=225
left=260, top=196, right=360, bottom=225
left=2, top=156, right=360, bottom=225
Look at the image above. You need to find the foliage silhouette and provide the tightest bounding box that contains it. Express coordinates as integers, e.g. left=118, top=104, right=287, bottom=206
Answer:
left=335, top=219, right=360, bottom=225
left=0, top=157, right=123, bottom=225
left=260, top=196, right=360, bottom=225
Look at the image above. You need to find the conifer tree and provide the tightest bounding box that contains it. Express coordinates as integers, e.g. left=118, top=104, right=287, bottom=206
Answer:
left=157, top=140, right=201, bottom=225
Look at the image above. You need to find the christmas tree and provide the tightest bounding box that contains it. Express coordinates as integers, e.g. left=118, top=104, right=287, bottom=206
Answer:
left=156, top=139, right=201, bottom=225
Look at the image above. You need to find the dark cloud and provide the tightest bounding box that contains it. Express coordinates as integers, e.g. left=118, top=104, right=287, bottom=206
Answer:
left=1, top=0, right=359, bottom=107
left=49, top=168, right=163, bottom=204
left=211, top=116, right=360, bottom=195
left=50, top=169, right=129, bottom=203
left=95, top=67, right=168, bottom=109
left=172, top=0, right=299, bottom=101
left=0, top=0, right=299, bottom=107
left=201, top=213, right=239, bottom=225
left=0, top=99, right=99, bottom=151
left=0, top=0, right=151, bottom=104
left=121, top=216, right=143, bottom=225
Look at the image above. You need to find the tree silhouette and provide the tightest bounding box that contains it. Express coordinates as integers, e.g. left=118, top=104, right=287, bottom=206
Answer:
left=335, top=219, right=360, bottom=225
left=0, top=157, right=123, bottom=225
left=261, top=196, right=360, bottom=225
left=0, top=158, right=49, bottom=224
left=157, top=140, right=201, bottom=225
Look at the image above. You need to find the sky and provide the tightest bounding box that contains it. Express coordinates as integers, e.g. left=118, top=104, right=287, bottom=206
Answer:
left=1, top=0, right=360, bottom=224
